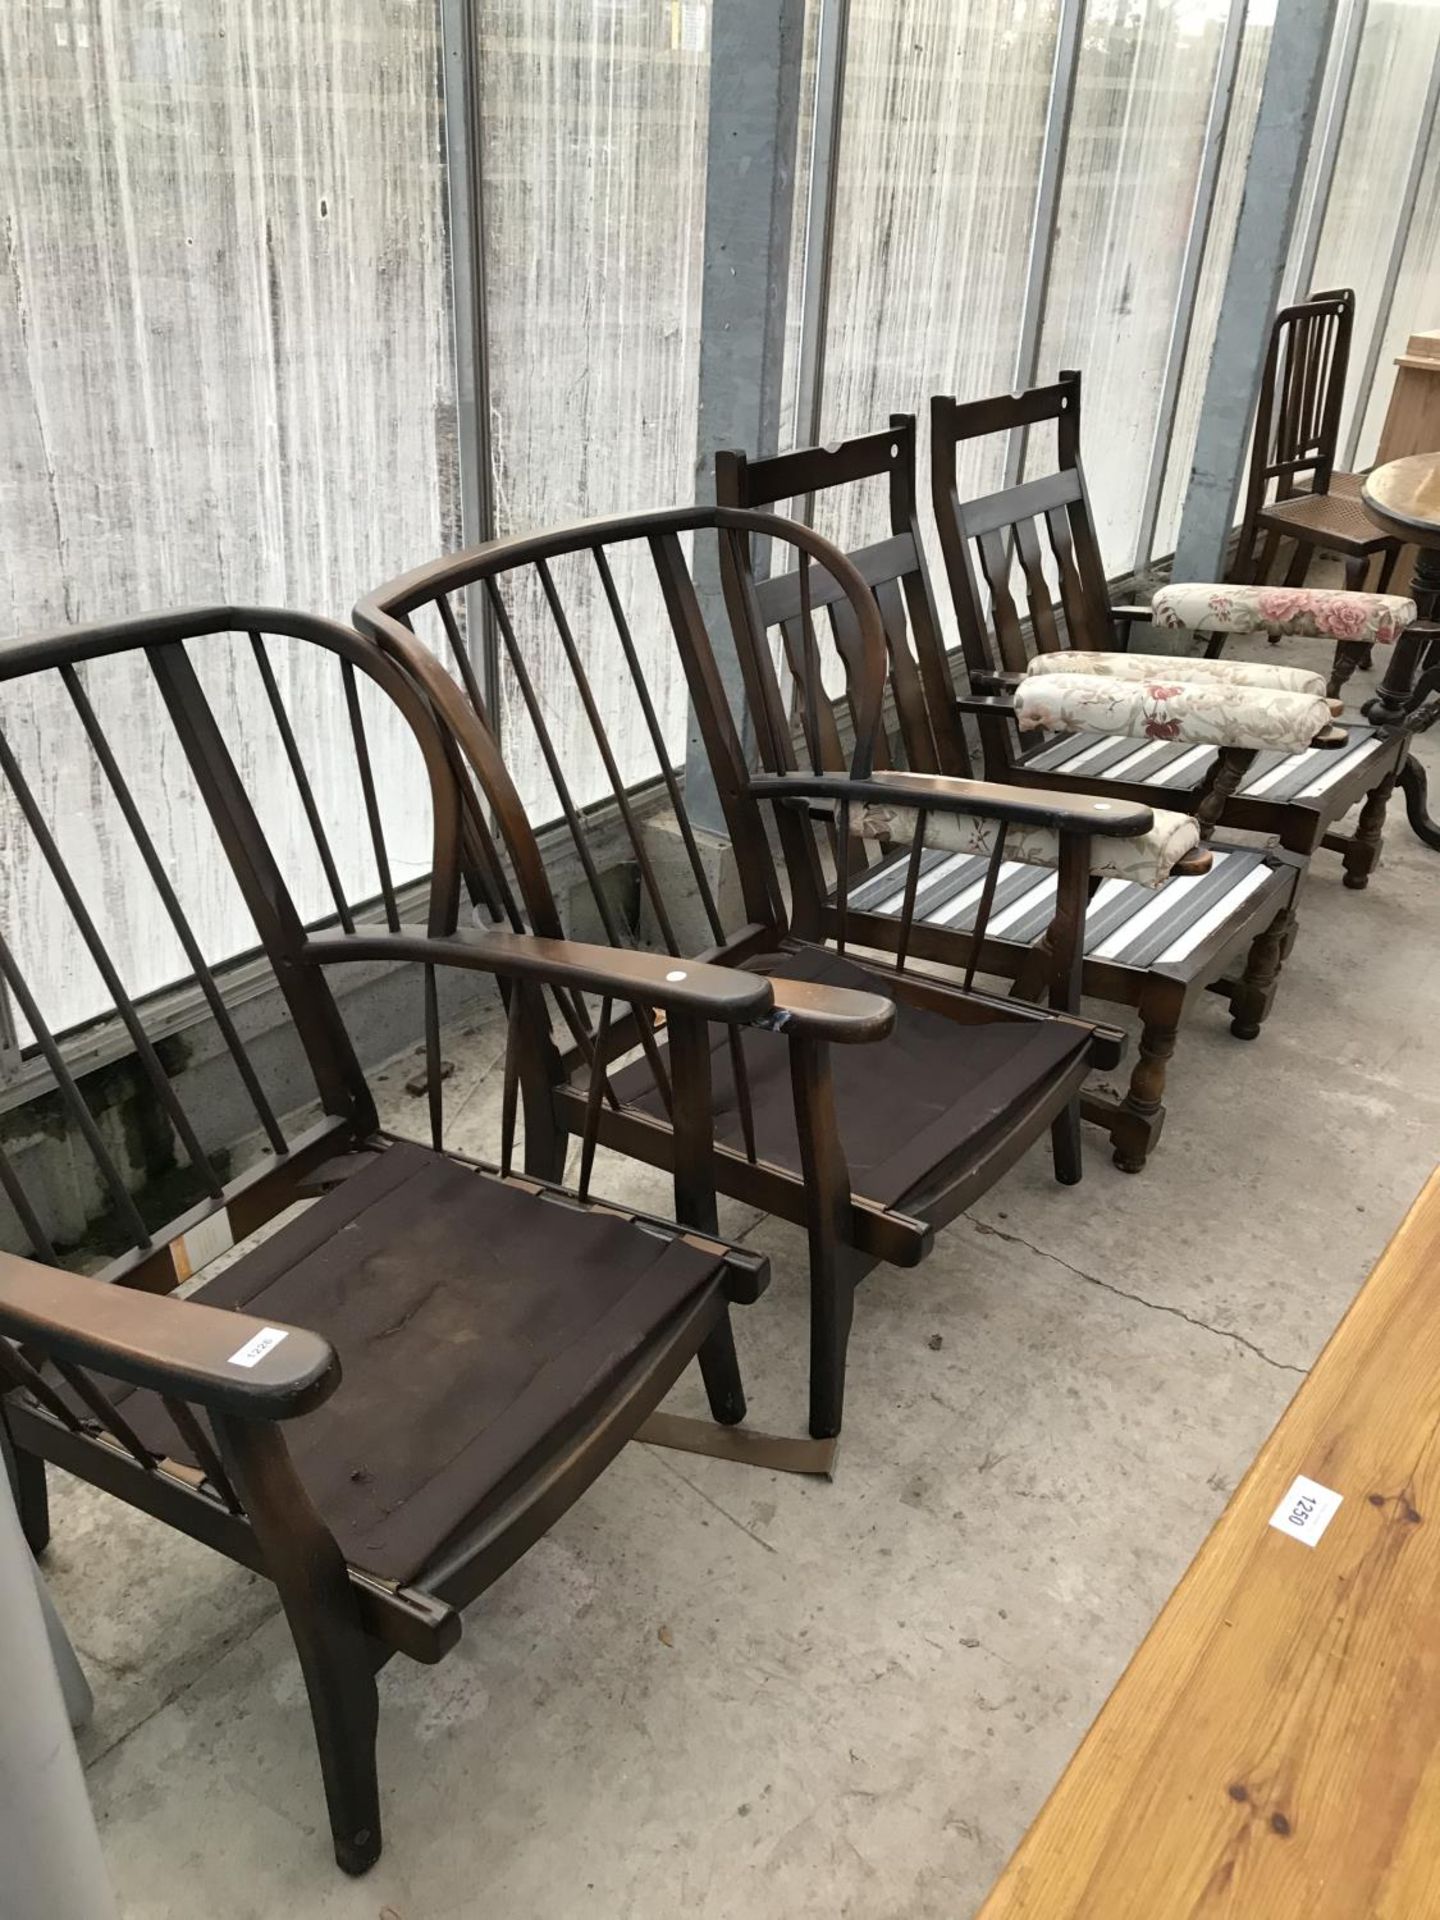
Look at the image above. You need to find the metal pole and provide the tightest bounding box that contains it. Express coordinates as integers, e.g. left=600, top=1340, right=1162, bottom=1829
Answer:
left=1132, top=0, right=1247, bottom=573
left=1287, top=0, right=1367, bottom=303
left=684, top=0, right=807, bottom=836
left=1006, top=0, right=1086, bottom=488
left=0, top=1470, right=118, bottom=1920
left=1172, top=0, right=1340, bottom=589
left=1341, top=40, right=1440, bottom=471
left=440, top=0, right=499, bottom=721
left=794, top=0, right=852, bottom=464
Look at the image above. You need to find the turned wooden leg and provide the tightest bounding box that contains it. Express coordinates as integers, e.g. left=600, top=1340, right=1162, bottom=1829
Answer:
left=1050, top=1099, right=1083, bottom=1186
left=1111, top=1017, right=1178, bottom=1174
left=1341, top=771, right=1398, bottom=891
left=697, top=1311, right=746, bottom=1426
left=1229, top=904, right=1296, bottom=1040
left=1327, top=641, right=1370, bottom=702
left=1193, top=747, right=1253, bottom=838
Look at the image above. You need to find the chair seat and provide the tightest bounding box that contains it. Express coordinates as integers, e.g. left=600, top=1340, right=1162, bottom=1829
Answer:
left=613, top=946, right=1090, bottom=1211
left=1258, top=486, right=1395, bottom=552
left=1024, top=721, right=1387, bottom=808
left=67, top=1141, right=728, bottom=1584
left=846, top=841, right=1282, bottom=975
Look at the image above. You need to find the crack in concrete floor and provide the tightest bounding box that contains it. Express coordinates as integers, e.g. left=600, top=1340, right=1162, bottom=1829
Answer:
left=967, top=1214, right=1309, bottom=1376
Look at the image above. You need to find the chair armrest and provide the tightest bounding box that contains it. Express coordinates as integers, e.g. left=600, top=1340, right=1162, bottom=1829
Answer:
left=1110, top=604, right=1152, bottom=623
left=304, top=926, right=897, bottom=1044
left=0, top=1252, right=337, bottom=1419
left=765, top=975, right=896, bottom=1045
left=952, top=693, right=1021, bottom=717
left=748, top=769, right=1154, bottom=838
left=968, top=669, right=1025, bottom=693
left=305, top=925, right=774, bottom=1021
left=1152, top=583, right=1416, bottom=645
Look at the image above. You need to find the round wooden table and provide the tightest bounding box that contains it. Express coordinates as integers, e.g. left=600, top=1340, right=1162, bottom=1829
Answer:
left=1360, top=452, right=1440, bottom=850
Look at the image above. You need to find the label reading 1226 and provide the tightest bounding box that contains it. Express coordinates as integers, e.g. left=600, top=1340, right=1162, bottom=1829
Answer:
left=1268, top=1473, right=1343, bottom=1548
left=227, top=1326, right=289, bottom=1369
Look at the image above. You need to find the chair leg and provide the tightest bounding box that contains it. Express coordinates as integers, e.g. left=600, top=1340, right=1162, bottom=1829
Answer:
left=213, top=1418, right=383, bottom=1874
left=697, top=1311, right=746, bottom=1426
left=1050, top=1098, right=1083, bottom=1186
left=7, top=1443, right=50, bottom=1557
left=808, top=1253, right=859, bottom=1442
left=1328, top=642, right=1370, bottom=701
left=1282, top=541, right=1313, bottom=588
left=1229, top=905, right=1296, bottom=1040
left=1111, top=1016, right=1178, bottom=1174
left=1341, top=771, right=1398, bottom=891
left=294, top=1619, right=382, bottom=1875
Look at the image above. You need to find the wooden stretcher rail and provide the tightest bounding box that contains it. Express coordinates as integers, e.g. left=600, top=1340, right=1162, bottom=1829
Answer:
left=977, top=1165, right=1440, bottom=1919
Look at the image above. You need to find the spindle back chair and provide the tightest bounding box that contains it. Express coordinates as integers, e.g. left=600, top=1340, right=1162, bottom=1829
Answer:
left=931, top=373, right=1409, bottom=885
left=717, top=424, right=1308, bottom=1172
left=360, top=509, right=1140, bottom=1453
left=0, top=606, right=805, bottom=1872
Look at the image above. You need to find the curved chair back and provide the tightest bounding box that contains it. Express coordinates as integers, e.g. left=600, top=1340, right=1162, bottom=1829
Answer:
left=356, top=505, right=890, bottom=962
left=0, top=607, right=461, bottom=1284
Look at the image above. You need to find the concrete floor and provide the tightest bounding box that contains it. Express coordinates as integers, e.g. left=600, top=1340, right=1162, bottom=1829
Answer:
left=44, top=677, right=1440, bottom=1918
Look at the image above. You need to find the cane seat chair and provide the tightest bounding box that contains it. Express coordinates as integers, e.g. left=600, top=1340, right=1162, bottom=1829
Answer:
left=930, top=373, right=1412, bottom=892
left=716, top=423, right=1326, bottom=1173
left=357, top=508, right=1137, bottom=1463
left=1233, top=289, right=1402, bottom=697
left=0, top=606, right=824, bottom=1873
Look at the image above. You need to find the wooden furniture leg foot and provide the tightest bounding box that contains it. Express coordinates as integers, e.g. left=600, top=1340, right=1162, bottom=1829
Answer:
left=1229, top=905, right=1296, bottom=1040
left=697, top=1312, right=747, bottom=1426
left=1341, top=772, right=1397, bottom=890
left=1050, top=1099, right=1083, bottom=1186
left=1111, top=1019, right=1177, bottom=1174
left=9, top=1445, right=49, bottom=1557
left=808, top=1260, right=857, bottom=1443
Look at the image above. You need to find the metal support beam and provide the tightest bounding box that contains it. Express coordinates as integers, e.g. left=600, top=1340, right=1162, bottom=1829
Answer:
left=1341, top=39, right=1440, bottom=471
left=684, top=0, right=807, bottom=836
left=794, top=0, right=852, bottom=461
left=1006, top=0, right=1086, bottom=488
left=1132, top=0, right=1247, bottom=573
left=1286, top=0, right=1367, bottom=305
left=440, top=0, right=499, bottom=721
left=1172, top=0, right=1340, bottom=590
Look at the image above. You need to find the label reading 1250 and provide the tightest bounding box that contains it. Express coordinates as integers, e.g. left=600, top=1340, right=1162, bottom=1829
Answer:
left=1268, top=1473, right=1343, bottom=1548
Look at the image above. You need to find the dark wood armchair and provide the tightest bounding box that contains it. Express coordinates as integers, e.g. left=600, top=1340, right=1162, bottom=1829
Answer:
left=930, top=372, right=1411, bottom=890
left=0, top=606, right=867, bottom=1872
left=359, top=508, right=1135, bottom=1465
left=715, top=423, right=1311, bottom=1173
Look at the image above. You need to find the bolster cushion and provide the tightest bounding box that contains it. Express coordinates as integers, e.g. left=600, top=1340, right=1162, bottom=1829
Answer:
left=1024, top=649, right=1327, bottom=698
left=1015, top=672, right=1333, bottom=754
left=1151, top=582, right=1415, bottom=644
left=859, top=801, right=1201, bottom=890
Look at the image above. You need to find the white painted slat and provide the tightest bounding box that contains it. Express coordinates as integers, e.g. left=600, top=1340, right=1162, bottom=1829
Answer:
left=1242, top=748, right=1320, bottom=797
left=1091, top=870, right=1208, bottom=960
left=1145, top=743, right=1216, bottom=787
left=1297, top=737, right=1380, bottom=800
left=1155, top=862, right=1273, bottom=964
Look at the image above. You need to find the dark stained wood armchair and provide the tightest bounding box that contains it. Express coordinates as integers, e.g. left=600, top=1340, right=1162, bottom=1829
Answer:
left=930, top=372, right=1411, bottom=890
left=715, top=424, right=1311, bottom=1173
left=0, top=606, right=851, bottom=1873
left=358, top=508, right=1137, bottom=1467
